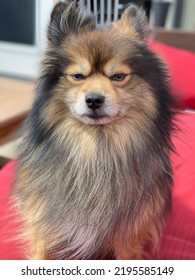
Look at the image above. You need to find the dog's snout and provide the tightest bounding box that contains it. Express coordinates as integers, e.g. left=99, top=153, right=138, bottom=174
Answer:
left=85, top=93, right=105, bottom=110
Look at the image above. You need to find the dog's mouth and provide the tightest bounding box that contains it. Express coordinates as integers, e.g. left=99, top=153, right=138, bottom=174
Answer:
left=81, top=112, right=113, bottom=124
left=82, top=113, right=109, bottom=120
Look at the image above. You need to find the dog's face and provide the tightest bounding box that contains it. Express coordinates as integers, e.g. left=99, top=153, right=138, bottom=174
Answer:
left=42, top=2, right=168, bottom=127
left=62, top=32, right=134, bottom=125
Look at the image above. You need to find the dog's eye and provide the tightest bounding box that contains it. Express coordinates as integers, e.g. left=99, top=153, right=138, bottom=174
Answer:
left=71, top=74, right=85, bottom=81
left=110, top=73, right=126, bottom=81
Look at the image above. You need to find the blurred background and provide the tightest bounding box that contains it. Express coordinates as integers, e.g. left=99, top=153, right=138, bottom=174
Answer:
left=0, top=0, right=195, bottom=165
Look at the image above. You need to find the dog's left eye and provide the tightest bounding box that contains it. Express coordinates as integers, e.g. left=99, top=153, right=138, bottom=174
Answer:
left=110, top=73, right=126, bottom=81
left=71, top=74, right=85, bottom=81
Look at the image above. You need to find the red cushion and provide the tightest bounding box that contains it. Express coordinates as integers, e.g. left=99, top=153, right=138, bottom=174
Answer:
left=0, top=112, right=195, bottom=259
left=149, top=40, right=195, bottom=109
left=158, top=111, right=195, bottom=259
left=0, top=161, right=25, bottom=260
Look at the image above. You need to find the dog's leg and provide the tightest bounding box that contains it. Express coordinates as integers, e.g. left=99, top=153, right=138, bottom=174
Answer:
left=113, top=236, right=144, bottom=260
left=113, top=220, right=161, bottom=260
left=31, top=242, right=47, bottom=260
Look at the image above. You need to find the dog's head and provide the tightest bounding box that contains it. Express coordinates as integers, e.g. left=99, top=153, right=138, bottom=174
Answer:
left=38, top=1, right=171, bottom=127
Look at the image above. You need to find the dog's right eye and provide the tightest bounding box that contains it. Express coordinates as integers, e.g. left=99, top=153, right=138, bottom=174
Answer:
left=71, top=74, right=85, bottom=81
left=110, top=73, right=127, bottom=82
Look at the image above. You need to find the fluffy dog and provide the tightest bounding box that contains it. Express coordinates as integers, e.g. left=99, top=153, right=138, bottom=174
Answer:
left=15, top=1, right=175, bottom=259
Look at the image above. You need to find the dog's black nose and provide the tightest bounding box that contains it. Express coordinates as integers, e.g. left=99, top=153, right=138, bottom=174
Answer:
left=85, top=93, right=105, bottom=110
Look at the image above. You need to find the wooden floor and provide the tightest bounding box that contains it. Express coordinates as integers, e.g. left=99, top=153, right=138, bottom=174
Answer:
left=0, top=77, right=35, bottom=145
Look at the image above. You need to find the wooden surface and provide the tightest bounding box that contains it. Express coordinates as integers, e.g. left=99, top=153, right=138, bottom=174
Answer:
left=0, top=77, right=35, bottom=145
left=151, top=28, right=195, bottom=53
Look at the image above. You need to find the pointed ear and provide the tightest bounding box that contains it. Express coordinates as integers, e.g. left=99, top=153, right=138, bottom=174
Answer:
left=112, top=4, right=148, bottom=40
left=47, top=1, right=95, bottom=46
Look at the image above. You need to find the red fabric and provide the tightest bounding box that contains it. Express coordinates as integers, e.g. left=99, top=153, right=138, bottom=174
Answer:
left=149, top=40, right=195, bottom=109
left=158, top=111, right=195, bottom=259
left=0, top=112, right=195, bottom=259
left=0, top=161, right=25, bottom=260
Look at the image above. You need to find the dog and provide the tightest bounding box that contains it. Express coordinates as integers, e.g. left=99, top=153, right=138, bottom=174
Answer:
left=15, top=1, right=175, bottom=260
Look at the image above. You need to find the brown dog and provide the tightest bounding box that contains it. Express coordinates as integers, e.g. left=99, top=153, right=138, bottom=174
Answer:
left=15, top=1, right=175, bottom=260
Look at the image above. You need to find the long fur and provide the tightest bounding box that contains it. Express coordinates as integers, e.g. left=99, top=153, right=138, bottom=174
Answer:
left=14, top=1, right=175, bottom=260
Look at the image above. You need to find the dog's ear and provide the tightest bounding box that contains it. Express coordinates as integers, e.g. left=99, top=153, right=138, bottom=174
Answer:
left=111, top=4, right=148, bottom=40
left=48, top=1, right=95, bottom=46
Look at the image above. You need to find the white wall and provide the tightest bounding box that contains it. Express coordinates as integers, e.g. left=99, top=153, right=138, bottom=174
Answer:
left=181, top=0, right=195, bottom=31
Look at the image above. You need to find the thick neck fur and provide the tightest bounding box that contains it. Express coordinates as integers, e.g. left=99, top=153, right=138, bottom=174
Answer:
left=18, top=114, right=172, bottom=259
